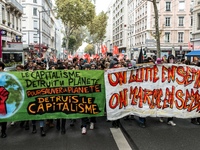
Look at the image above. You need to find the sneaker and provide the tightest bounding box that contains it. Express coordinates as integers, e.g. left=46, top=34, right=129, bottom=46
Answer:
left=25, top=124, right=30, bottom=130
left=61, top=128, right=66, bottom=135
left=82, top=127, right=87, bottom=135
left=90, top=122, right=94, bottom=130
left=112, top=120, right=120, bottom=128
left=70, top=120, right=75, bottom=127
left=10, top=122, right=15, bottom=126
left=168, top=121, right=176, bottom=126
left=40, top=127, right=46, bottom=137
left=56, top=125, right=60, bottom=131
left=139, top=123, right=146, bottom=128
left=159, top=118, right=164, bottom=123
left=1, top=133, right=7, bottom=138
left=32, top=125, right=37, bottom=134
left=20, top=122, right=24, bottom=128
left=191, top=120, right=200, bottom=125
left=49, top=123, right=55, bottom=128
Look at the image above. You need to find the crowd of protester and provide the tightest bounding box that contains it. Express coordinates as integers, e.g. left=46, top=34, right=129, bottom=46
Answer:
left=0, top=53, right=200, bottom=138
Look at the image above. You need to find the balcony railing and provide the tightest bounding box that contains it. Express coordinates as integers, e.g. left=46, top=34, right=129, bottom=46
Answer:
left=6, top=0, right=23, bottom=13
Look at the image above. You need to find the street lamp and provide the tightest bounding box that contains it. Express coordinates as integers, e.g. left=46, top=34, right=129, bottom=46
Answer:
left=38, top=8, right=56, bottom=57
left=54, top=28, right=59, bottom=58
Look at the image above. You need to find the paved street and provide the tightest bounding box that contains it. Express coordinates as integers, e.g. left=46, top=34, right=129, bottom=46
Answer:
left=1, top=116, right=200, bottom=150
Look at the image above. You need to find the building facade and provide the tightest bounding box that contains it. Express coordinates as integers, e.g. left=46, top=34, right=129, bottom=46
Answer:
left=106, top=0, right=193, bottom=59
left=0, top=0, right=23, bottom=66
left=21, top=0, right=52, bottom=54
left=21, top=0, right=62, bottom=59
left=192, top=0, right=200, bottom=50
left=112, top=0, right=128, bottom=53
left=0, top=0, right=23, bottom=44
left=104, top=1, right=113, bottom=53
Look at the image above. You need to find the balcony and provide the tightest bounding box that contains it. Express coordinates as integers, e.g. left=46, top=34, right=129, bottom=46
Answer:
left=6, top=0, right=23, bottom=13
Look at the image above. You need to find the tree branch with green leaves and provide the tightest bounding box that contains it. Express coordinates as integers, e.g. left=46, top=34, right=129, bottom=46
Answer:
left=87, top=11, right=108, bottom=54
left=56, top=0, right=95, bottom=51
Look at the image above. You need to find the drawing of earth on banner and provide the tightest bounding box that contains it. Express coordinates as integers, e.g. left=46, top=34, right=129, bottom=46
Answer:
left=0, top=72, right=24, bottom=118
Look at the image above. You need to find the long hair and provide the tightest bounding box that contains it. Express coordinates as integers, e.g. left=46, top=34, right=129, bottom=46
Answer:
left=167, top=54, right=175, bottom=63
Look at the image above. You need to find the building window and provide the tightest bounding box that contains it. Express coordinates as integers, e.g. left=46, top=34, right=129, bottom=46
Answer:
left=165, top=17, right=170, bottom=26
left=33, top=0, right=37, bottom=3
left=179, top=1, right=185, bottom=11
left=178, top=32, right=184, bottom=43
left=166, top=2, right=171, bottom=11
left=190, top=32, right=192, bottom=41
left=2, top=6, right=5, bottom=21
left=33, top=20, right=38, bottom=30
left=7, top=11, right=10, bottom=23
left=197, top=13, right=200, bottom=30
left=156, top=2, right=160, bottom=11
left=12, top=14, right=14, bottom=28
left=191, top=16, right=193, bottom=26
left=33, top=8, right=37, bottom=16
left=165, top=32, right=170, bottom=43
left=179, top=17, right=184, bottom=26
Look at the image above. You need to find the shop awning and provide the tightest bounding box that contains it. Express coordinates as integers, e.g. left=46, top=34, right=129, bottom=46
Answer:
left=185, top=50, right=200, bottom=57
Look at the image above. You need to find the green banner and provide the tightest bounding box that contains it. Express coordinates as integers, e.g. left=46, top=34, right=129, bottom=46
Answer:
left=0, top=70, right=105, bottom=122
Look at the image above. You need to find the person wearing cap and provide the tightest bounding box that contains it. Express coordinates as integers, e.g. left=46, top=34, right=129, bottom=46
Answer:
left=0, top=61, right=7, bottom=138
left=109, top=57, right=119, bottom=68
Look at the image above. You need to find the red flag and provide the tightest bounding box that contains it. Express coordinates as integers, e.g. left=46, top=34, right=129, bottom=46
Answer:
left=83, top=53, right=91, bottom=63
left=68, top=54, right=73, bottom=60
left=87, top=55, right=91, bottom=63
left=83, top=53, right=89, bottom=59
left=113, top=46, right=119, bottom=55
left=102, top=52, right=106, bottom=58
left=95, top=54, right=100, bottom=59
left=74, top=54, right=79, bottom=59
left=101, top=45, right=107, bottom=54
left=188, top=42, right=193, bottom=50
left=118, top=53, right=124, bottom=60
left=53, top=56, right=57, bottom=63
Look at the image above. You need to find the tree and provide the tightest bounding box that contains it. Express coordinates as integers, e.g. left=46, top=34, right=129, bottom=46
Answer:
left=147, top=0, right=161, bottom=58
left=68, top=35, right=76, bottom=52
left=56, top=0, right=95, bottom=51
left=84, top=44, right=95, bottom=55
left=87, top=11, right=108, bottom=54
left=68, top=27, right=87, bottom=54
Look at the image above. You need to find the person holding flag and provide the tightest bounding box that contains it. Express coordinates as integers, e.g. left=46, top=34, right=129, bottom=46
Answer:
left=113, top=45, right=119, bottom=55
left=101, top=45, right=107, bottom=55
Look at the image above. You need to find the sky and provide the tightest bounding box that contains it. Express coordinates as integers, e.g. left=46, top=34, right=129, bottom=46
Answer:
left=52, top=0, right=112, bottom=14
left=95, top=0, right=113, bottom=14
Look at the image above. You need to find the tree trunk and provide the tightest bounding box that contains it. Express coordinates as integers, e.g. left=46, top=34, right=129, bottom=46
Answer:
left=152, top=0, right=161, bottom=58
left=65, top=24, right=70, bottom=57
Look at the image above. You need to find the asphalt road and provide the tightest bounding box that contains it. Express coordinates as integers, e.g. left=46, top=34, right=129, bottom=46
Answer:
left=1, top=116, right=200, bottom=150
